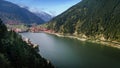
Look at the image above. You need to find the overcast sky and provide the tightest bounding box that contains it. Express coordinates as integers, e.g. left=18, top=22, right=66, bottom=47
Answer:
left=5, top=0, right=81, bottom=16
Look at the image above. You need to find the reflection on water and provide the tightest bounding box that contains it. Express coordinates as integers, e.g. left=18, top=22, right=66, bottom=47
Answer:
left=20, top=32, right=120, bottom=68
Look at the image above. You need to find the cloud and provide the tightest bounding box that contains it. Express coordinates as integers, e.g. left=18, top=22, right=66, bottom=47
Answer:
left=19, top=5, right=29, bottom=9
left=48, top=11, right=57, bottom=16
left=5, top=0, right=80, bottom=16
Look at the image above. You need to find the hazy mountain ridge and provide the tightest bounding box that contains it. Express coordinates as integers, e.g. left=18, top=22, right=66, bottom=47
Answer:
left=47, top=0, right=120, bottom=41
left=0, top=0, right=45, bottom=24
left=34, top=11, right=53, bottom=22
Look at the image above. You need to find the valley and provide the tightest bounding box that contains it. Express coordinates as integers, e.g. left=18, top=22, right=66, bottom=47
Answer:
left=0, top=0, right=120, bottom=68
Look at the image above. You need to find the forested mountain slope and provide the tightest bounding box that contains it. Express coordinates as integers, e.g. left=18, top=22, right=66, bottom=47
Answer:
left=47, top=0, right=120, bottom=41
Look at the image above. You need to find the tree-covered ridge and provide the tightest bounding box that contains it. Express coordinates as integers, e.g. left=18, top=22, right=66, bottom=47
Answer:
left=0, top=0, right=45, bottom=24
left=0, top=19, right=54, bottom=68
left=47, top=0, right=120, bottom=41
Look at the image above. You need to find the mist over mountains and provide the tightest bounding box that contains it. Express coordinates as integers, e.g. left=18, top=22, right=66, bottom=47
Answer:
left=0, top=0, right=52, bottom=24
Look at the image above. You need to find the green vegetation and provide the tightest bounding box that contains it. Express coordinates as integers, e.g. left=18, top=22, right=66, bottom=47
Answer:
left=0, top=19, right=54, bottom=68
left=47, top=0, right=120, bottom=41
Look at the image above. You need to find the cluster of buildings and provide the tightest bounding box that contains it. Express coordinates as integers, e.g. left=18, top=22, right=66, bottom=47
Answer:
left=7, top=28, right=22, bottom=33
left=29, top=26, right=54, bottom=33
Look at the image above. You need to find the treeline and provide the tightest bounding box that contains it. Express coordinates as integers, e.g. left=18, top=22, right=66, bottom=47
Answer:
left=47, top=0, right=120, bottom=41
left=0, top=19, right=54, bottom=68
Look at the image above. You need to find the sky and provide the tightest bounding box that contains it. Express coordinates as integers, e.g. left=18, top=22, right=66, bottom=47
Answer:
left=5, top=0, right=81, bottom=16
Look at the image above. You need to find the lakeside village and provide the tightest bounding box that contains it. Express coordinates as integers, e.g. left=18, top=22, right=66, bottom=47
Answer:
left=6, top=25, right=52, bottom=65
left=7, top=24, right=54, bottom=50
left=6, top=24, right=55, bottom=65
left=7, top=25, right=54, bottom=33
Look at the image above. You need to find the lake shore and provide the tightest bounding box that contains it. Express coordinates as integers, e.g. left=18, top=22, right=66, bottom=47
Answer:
left=19, top=31, right=120, bottom=68
left=44, top=32, right=120, bottom=49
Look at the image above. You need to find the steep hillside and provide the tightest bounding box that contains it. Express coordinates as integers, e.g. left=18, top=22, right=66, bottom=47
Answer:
left=47, top=0, right=120, bottom=41
left=0, top=19, right=54, bottom=68
left=0, top=0, right=45, bottom=24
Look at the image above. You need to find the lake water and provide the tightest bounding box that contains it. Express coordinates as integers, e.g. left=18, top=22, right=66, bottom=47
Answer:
left=20, top=32, right=120, bottom=68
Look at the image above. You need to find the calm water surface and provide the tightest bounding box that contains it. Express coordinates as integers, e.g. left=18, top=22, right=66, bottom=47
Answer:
left=20, top=32, right=120, bottom=68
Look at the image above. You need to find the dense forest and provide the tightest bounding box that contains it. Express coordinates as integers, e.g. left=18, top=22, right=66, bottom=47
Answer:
left=47, top=0, right=120, bottom=41
left=0, top=19, right=54, bottom=68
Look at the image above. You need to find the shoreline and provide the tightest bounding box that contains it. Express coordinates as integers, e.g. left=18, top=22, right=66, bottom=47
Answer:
left=19, top=33, right=54, bottom=67
left=44, top=32, right=120, bottom=49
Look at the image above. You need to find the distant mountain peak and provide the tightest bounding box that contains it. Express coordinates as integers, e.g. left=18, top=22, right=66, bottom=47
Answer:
left=0, top=0, right=46, bottom=24
left=33, top=11, right=54, bottom=22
